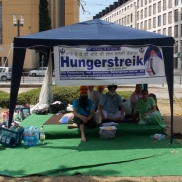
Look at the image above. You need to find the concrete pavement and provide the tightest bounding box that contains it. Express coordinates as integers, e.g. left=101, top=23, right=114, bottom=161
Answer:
left=0, top=75, right=181, bottom=99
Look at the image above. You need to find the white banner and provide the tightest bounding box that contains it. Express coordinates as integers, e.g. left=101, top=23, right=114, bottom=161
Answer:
left=54, top=45, right=166, bottom=86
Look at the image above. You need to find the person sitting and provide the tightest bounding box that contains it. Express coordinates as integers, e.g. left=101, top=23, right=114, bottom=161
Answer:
left=68, top=86, right=97, bottom=142
left=134, top=89, right=166, bottom=129
left=130, top=84, right=142, bottom=113
left=148, top=93, right=159, bottom=111
left=88, top=86, right=100, bottom=112
left=98, top=85, right=124, bottom=123
left=96, top=85, right=105, bottom=100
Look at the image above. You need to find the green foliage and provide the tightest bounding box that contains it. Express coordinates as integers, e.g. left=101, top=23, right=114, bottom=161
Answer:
left=0, top=87, right=133, bottom=108
left=39, top=0, right=51, bottom=32
left=0, top=91, right=10, bottom=108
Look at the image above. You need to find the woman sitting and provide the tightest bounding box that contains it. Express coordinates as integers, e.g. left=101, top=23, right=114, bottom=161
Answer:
left=134, top=89, right=166, bottom=129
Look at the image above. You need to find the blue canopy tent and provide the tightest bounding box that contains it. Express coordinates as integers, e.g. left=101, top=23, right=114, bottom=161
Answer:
left=10, top=19, right=175, bottom=142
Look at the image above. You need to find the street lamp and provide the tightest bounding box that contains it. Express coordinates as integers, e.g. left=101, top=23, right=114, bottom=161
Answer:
left=13, top=15, right=24, bottom=37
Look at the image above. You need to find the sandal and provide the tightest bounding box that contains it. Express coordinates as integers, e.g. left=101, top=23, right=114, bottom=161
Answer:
left=172, top=132, right=182, bottom=139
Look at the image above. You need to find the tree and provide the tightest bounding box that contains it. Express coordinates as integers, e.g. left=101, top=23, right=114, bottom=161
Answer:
left=39, top=0, right=51, bottom=32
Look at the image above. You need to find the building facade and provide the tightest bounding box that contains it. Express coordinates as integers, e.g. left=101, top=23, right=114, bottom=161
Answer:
left=94, top=0, right=181, bottom=69
left=0, top=0, right=79, bottom=70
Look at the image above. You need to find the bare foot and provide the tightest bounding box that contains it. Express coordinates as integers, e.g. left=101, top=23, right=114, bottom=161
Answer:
left=81, top=134, right=86, bottom=142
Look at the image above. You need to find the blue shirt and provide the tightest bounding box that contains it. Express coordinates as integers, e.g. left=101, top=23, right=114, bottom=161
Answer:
left=73, top=99, right=94, bottom=116
left=99, top=92, right=123, bottom=114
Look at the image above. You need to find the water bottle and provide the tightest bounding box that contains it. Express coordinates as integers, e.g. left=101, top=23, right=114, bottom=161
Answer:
left=23, top=126, right=29, bottom=146
left=150, top=134, right=166, bottom=140
left=35, top=127, right=39, bottom=145
left=39, top=126, right=45, bottom=144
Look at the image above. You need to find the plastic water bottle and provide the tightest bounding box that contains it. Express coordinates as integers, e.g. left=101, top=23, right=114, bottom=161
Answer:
left=34, top=126, right=39, bottom=146
left=23, top=126, right=29, bottom=146
left=39, top=126, right=45, bottom=144
left=150, top=134, right=166, bottom=140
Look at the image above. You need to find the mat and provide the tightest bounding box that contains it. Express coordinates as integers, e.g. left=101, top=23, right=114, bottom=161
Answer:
left=44, top=114, right=64, bottom=125
left=0, top=114, right=181, bottom=178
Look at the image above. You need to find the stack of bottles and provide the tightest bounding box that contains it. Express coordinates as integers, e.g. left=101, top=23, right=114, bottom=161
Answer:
left=23, top=126, right=40, bottom=146
left=0, top=111, right=9, bottom=126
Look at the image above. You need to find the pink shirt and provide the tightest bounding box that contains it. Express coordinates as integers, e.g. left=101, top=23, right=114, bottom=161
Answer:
left=130, top=91, right=142, bottom=109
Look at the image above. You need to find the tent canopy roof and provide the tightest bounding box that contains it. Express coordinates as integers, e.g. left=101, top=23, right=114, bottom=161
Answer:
left=14, top=19, right=174, bottom=48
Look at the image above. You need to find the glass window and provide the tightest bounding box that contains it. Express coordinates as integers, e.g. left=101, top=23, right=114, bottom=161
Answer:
left=141, top=22, right=143, bottom=29
left=158, top=15, right=161, bottom=26
left=168, top=11, right=172, bottom=24
left=131, top=14, right=133, bottom=22
left=168, top=0, right=172, bottom=8
left=0, top=57, right=1, bottom=66
left=153, top=4, right=156, bottom=14
left=181, top=24, right=182, bottom=37
left=163, top=28, right=166, bottom=35
left=148, top=19, right=151, bottom=29
left=175, top=0, right=179, bottom=6
left=175, top=9, right=178, bottom=22
left=153, top=17, right=156, bottom=28
left=137, top=23, right=139, bottom=29
left=144, top=8, right=147, bottom=18
left=127, top=15, right=129, bottom=24
left=137, top=11, right=139, bottom=21
left=163, top=13, right=166, bottom=25
left=0, top=2, right=2, bottom=44
left=144, top=20, right=147, bottom=29
left=163, top=0, right=166, bottom=10
left=149, top=6, right=151, bottom=16
left=168, top=27, right=172, bottom=36
left=141, top=9, right=143, bottom=19
left=175, top=25, right=178, bottom=38
left=158, top=2, right=161, bottom=13
left=174, top=41, right=178, bottom=53
left=158, top=29, right=161, bottom=34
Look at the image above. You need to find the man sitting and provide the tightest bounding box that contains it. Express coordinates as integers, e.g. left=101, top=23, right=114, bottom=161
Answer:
left=98, top=85, right=124, bottom=123
left=96, top=85, right=105, bottom=100
left=68, top=86, right=97, bottom=142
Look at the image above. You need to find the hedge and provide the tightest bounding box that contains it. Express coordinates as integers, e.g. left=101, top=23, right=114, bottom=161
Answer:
left=0, top=86, right=133, bottom=108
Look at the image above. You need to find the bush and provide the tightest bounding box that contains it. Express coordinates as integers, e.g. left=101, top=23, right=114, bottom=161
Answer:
left=0, top=86, right=133, bottom=108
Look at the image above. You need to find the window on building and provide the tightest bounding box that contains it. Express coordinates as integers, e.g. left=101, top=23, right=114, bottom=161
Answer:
left=119, top=19, right=121, bottom=24
left=131, top=13, right=133, bottom=22
left=168, top=11, right=172, bottom=24
left=163, top=13, right=166, bottom=25
left=148, top=19, right=151, bottom=29
left=124, top=16, right=126, bottom=25
left=141, top=0, right=143, bottom=6
left=137, top=11, right=139, bottom=21
left=174, top=9, right=178, bottom=22
left=158, top=29, right=161, bottom=34
left=127, top=15, right=129, bottom=24
left=145, top=0, right=147, bottom=5
left=141, top=22, right=143, bottom=29
left=144, top=8, right=147, bottom=18
left=175, top=0, right=179, bottom=6
left=175, top=25, right=178, bottom=38
left=174, top=41, right=178, bottom=54
left=153, top=4, right=156, bottom=14
left=181, top=24, right=182, bottom=37
left=3, top=57, right=8, bottom=66
left=153, top=17, right=156, bottom=28
left=137, top=0, right=139, bottom=7
left=0, top=57, right=2, bottom=66
left=163, top=0, right=166, bottom=10
left=137, top=23, right=139, bottom=29
left=168, top=0, right=172, bottom=8
left=149, top=0, right=151, bottom=2
left=144, top=20, right=147, bottom=29
left=168, top=27, right=172, bottom=36
left=163, top=28, right=166, bottom=35
left=158, top=15, right=161, bottom=26
left=149, top=6, right=151, bottom=16
left=158, top=1, right=161, bottom=13
left=122, top=18, right=123, bottom=24
left=141, top=9, right=143, bottom=19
